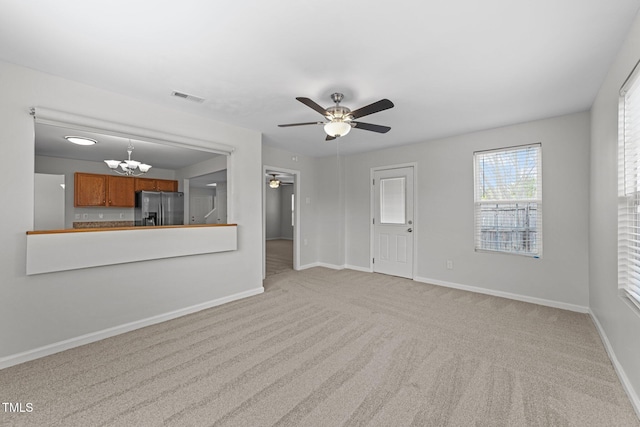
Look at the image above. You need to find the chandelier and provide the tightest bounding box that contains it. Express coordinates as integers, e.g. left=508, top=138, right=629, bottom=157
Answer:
left=104, top=142, right=152, bottom=176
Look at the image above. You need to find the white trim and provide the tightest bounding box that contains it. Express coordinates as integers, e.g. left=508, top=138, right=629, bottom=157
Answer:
left=0, top=287, right=263, bottom=370
left=262, top=165, right=301, bottom=279
left=413, top=276, right=589, bottom=313
left=345, top=264, right=373, bottom=273
left=298, top=262, right=322, bottom=270
left=589, top=309, right=640, bottom=419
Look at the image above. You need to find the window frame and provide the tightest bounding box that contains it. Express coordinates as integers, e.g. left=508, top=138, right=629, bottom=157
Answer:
left=618, top=59, right=640, bottom=312
left=473, top=143, right=543, bottom=258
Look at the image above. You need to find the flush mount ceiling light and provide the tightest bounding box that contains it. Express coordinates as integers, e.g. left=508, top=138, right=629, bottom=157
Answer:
left=206, top=182, right=217, bottom=187
left=104, top=141, right=152, bottom=176
left=65, top=136, right=97, bottom=146
left=269, top=174, right=281, bottom=189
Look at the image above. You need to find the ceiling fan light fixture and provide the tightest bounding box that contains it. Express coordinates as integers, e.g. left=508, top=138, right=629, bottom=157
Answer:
left=324, top=120, right=351, bottom=138
left=269, top=174, right=281, bottom=188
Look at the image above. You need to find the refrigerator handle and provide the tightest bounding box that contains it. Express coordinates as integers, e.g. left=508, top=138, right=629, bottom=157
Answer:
left=159, top=202, right=163, bottom=226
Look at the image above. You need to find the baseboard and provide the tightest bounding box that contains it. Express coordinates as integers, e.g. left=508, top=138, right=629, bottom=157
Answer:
left=589, top=309, right=640, bottom=419
left=0, top=286, right=264, bottom=370
left=414, top=276, right=589, bottom=313
left=298, top=262, right=344, bottom=271
left=344, top=264, right=373, bottom=273
left=297, top=262, right=321, bottom=270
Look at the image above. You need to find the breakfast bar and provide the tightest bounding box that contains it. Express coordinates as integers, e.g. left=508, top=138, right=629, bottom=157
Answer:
left=26, top=223, right=238, bottom=275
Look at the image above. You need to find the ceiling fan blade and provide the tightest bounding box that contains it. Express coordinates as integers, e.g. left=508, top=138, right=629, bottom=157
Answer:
left=352, top=122, right=391, bottom=133
left=326, top=135, right=336, bottom=141
left=296, top=97, right=329, bottom=116
left=349, top=99, right=394, bottom=119
left=278, top=121, right=324, bottom=127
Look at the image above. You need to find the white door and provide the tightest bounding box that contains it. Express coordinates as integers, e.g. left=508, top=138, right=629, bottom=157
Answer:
left=373, top=167, right=414, bottom=278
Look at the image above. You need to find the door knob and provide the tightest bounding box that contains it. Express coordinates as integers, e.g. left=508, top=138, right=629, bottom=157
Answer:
left=407, top=228, right=413, bottom=233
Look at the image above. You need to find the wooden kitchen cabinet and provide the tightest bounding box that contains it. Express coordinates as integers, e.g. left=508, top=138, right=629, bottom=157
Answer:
left=134, top=178, right=178, bottom=192
left=156, top=179, right=178, bottom=191
left=75, top=173, right=137, bottom=207
left=74, top=173, right=107, bottom=206
left=106, top=176, right=135, bottom=207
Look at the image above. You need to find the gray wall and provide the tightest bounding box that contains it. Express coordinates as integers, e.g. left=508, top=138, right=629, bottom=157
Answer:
left=279, top=184, right=294, bottom=240
left=341, top=112, right=591, bottom=308
left=590, top=11, right=640, bottom=408
left=0, top=60, right=262, bottom=359
left=265, top=183, right=281, bottom=239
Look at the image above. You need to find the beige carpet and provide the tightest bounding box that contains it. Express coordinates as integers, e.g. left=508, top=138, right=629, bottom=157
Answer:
left=0, top=268, right=638, bottom=426
left=266, top=239, right=293, bottom=277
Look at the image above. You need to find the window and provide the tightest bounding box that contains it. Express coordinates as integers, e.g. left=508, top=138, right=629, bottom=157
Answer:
left=474, top=144, right=542, bottom=257
left=618, top=61, right=640, bottom=310
left=380, top=177, right=406, bottom=224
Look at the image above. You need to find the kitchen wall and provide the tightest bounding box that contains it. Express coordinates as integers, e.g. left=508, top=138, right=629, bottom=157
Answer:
left=35, top=155, right=176, bottom=228
left=0, top=60, right=262, bottom=362
left=589, top=10, right=640, bottom=411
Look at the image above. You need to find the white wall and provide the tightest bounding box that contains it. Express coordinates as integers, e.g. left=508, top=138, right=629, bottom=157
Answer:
left=590, top=11, right=640, bottom=409
left=34, top=173, right=64, bottom=230
left=340, top=112, right=590, bottom=308
left=0, top=61, right=263, bottom=360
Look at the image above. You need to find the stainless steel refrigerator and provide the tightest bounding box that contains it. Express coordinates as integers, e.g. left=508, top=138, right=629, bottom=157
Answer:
left=135, top=191, right=184, bottom=226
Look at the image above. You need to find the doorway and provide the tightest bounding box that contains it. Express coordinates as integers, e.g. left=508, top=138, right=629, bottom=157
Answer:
left=371, top=165, right=415, bottom=279
left=263, top=166, right=300, bottom=279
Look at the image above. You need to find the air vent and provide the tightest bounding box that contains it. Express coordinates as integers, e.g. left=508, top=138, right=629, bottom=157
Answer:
left=171, top=91, right=205, bottom=103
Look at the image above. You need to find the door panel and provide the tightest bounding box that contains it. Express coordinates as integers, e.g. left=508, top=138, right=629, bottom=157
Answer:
left=374, top=167, right=414, bottom=279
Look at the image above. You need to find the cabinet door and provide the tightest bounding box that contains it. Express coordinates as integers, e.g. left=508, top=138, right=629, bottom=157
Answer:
left=156, top=179, right=178, bottom=192
left=75, top=173, right=107, bottom=207
left=107, top=176, right=135, bottom=207
left=134, top=178, right=157, bottom=192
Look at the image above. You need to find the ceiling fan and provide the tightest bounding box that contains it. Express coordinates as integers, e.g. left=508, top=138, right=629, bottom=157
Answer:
left=267, top=173, right=293, bottom=189
left=278, top=93, right=394, bottom=141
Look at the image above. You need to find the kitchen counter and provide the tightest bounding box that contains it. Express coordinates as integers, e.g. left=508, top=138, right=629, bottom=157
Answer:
left=27, top=223, right=235, bottom=235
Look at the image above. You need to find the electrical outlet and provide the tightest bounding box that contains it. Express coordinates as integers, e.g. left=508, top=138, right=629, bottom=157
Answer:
left=120, top=213, right=124, bottom=219
left=82, top=213, right=89, bottom=220
left=98, top=213, right=103, bottom=219
left=446, top=260, right=453, bottom=270
left=74, top=214, right=80, bottom=220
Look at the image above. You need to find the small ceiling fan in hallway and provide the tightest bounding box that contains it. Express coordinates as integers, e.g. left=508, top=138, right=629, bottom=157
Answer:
left=278, top=93, right=394, bottom=141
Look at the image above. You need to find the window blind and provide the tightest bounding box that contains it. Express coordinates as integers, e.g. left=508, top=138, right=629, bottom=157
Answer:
left=474, top=144, right=542, bottom=256
left=618, top=61, right=640, bottom=309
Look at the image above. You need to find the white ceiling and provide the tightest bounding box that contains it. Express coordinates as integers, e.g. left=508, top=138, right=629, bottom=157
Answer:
left=3, top=1, right=639, bottom=158
left=35, top=123, right=221, bottom=170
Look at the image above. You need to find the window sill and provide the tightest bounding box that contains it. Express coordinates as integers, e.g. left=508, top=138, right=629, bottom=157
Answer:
left=474, top=248, right=542, bottom=259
